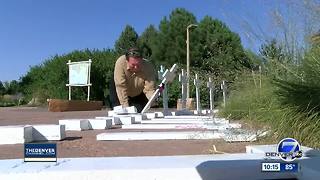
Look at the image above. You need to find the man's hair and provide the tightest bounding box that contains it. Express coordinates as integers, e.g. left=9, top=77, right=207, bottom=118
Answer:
left=125, top=47, right=142, bottom=60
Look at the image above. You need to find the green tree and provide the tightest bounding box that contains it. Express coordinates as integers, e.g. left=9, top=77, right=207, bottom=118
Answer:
left=260, top=39, right=284, bottom=62
left=259, top=39, right=291, bottom=77
left=20, top=65, right=46, bottom=101
left=2, top=80, right=20, bottom=95
left=138, top=25, right=158, bottom=60
left=245, top=49, right=263, bottom=68
left=0, top=81, right=5, bottom=95
left=193, top=16, right=250, bottom=82
left=114, top=25, right=139, bottom=55
left=152, top=8, right=197, bottom=67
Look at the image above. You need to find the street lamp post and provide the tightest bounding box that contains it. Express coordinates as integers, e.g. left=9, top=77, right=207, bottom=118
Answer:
left=186, top=24, right=198, bottom=99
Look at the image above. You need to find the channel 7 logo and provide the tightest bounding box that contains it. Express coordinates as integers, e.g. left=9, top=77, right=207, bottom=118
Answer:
left=265, top=138, right=303, bottom=162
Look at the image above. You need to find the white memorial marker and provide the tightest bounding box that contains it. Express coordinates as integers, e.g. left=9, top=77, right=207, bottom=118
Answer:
left=193, top=74, right=201, bottom=114
left=87, top=119, right=112, bottom=130
left=59, top=119, right=90, bottom=131
left=122, top=123, right=241, bottom=130
left=32, top=124, right=66, bottom=141
left=141, top=64, right=178, bottom=114
left=158, top=65, right=169, bottom=114
left=207, top=77, right=215, bottom=113
left=97, top=131, right=223, bottom=141
left=179, top=69, right=188, bottom=109
left=221, top=80, right=227, bottom=107
left=0, top=125, right=33, bottom=145
left=95, top=116, right=121, bottom=125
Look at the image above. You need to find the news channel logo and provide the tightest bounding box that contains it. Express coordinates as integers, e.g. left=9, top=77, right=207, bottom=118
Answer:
left=24, top=143, right=57, bottom=162
left=265, top=138, right=302, bottom=162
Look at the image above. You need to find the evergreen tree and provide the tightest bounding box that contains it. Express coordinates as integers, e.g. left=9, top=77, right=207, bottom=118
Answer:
left=138, top=25, right=158, bottom=60
left=0, top=81, right=5, bottom=95
left=259, top=39, right=287, bottom=76
left=193, top=16, right=250, bottom=81
left=152, top=8, right=197, bottom=67
left=114, top=25, right=139, bottom=55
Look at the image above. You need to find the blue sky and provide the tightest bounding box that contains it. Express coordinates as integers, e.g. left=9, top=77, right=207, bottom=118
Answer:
left=0, top=0, right=283, bottom=82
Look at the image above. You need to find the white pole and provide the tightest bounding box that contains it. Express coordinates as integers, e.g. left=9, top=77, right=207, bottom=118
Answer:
left=194, top=74, right=201, bottom=113
left=68, top=60, right=71, bottom=100
left=207, top=77, right=214, bottom=112
left=259, top=65, right=262, bottom=88
left=69, top=86, right=71, bottom=100
left=221, top=80, right=226, bottom=107
left=186, top=24, right=198, bottom=99
left=158, top=65, right=168, bottom=112
left=87, top=86, right=90, bottom=101
left=186, top=28, right=190, bottom=99
left=179, top=69, right=187, bottom=109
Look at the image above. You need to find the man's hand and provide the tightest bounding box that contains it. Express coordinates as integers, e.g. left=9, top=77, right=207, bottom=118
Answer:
left=158, top=83, right=165, bottom=93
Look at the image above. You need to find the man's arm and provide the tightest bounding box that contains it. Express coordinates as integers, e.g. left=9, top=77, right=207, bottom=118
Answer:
left=114, top=60, right=129, bottom=107
left=143, top=64, right=156, bottom=100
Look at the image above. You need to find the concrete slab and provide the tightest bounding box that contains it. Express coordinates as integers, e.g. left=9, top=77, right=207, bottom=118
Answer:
left=95, top=117, right=121, bottom=125
left=154, top=112, right=164, bottom=118
left=108, top=111, right=139, bottom=117
left=113, top=116, right=135, bottom=125
left=223, top=129, right=257, bottom=142
left=213, top=118, right=229, bottom=124
left=59, top=119, right=90, bottom=131
left=223, top=134, right=257, bottom=142
left=228, top=123, right=242, bottom=129
left=0, top=125, right=33, bottom=145
left=141, top=119, right=215, bottom=124
left=95, top=117, right=109, bottom=119
left=122, top=114, right=146, bottom=123
left=0, top=154, right=309, bottom=180
left=107, top=110, right=115, bottom=117
left=145, top=112, right=158, bottom=119
left=113, top=105, right=137, bottom=114
left=88, top=119, right=112, bottom=130
left=32, top=124, right=66, bottom=141
left=163, top=115, right=211, bottom=119
left=122, top=121, right=241, bottom=130
left=125, top=106, right=137, bottom=113
left=121, top=124, right=237, bottom=130
left=97, top=131, right=224, bottom=140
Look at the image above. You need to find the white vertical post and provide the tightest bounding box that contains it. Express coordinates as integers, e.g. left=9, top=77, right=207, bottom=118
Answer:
left=221, top=80, right=227, bottom=107
left=207, top=77, right=214, bottom=113
left=87, top=59, right=92, bottom=101
left=259, top=65, right=262, bottom=88
left=179, top=69, right=188, bottom=109
left=186, top=24, right=198, bottom=99
left=158, top=65, right=168, bottom=112
left=87, top=86, right=90, bottom=101
left=193, top=74, right=201, bottom=114
left=68, top=60, right=71, bottom=100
